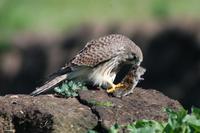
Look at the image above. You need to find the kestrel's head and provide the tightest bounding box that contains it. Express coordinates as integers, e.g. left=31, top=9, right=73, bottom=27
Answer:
left=130, top=44, right=143, bottom=67
left=117, top=34, right=143, bottom=67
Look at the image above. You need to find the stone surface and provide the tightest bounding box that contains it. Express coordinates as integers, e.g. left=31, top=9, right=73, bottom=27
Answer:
left=0, top=95, right=98, bottom=133
left=78, top=87, right=182, bottom=129
left=0, top=88, right=182, bottom=132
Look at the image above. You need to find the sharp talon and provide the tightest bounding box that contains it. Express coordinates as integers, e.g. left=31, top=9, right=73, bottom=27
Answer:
left=107, top=87, right=116, bottom=93
left=115, top=83, right=124, bottom=88
left=106, top=83, right=125, bottom=93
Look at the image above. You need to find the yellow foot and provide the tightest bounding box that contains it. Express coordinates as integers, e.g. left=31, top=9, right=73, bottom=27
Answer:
left=106, top=83, right=124, bottom=93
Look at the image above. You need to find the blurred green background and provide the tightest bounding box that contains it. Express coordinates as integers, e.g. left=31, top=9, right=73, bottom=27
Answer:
left=0, top=0, right=199, bottom=38
left=0, top=0, right=200, bottom=109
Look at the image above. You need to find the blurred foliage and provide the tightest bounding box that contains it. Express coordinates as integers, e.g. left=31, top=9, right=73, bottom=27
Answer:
left=151, top=0, right=170, bottom=19
left=0, top=0, right=199, bottom=38
left=0, top=41, right=11, bottom=53
left=88, top=107, right=200, bottom=133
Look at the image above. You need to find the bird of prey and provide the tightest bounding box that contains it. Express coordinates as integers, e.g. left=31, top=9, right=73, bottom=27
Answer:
left=30, top=34, right=143, bottom=96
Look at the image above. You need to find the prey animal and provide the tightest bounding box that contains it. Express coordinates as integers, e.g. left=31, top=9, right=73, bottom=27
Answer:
left=30, top=34, right=144, bottom=96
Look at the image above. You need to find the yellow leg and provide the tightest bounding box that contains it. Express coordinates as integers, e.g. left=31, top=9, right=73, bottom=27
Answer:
left=106, top=83, right=124, bottom=93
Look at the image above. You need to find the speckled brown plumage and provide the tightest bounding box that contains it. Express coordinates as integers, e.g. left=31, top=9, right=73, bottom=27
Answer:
left=31, top=34, right=144, bottom=96
left=69, top=34, right=143, bottom=67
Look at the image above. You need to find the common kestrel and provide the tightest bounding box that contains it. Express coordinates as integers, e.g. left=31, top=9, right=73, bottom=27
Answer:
left=31, top=34, right=144, bottom=96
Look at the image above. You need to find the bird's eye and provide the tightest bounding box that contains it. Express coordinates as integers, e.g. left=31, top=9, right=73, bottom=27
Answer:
left=127, top=54, right=137, bottom=61
left=132, top=54, right=138, bottom=60
left=132, top=55, right=141, bottom=66
left=133, top=55, right=137, bottom=60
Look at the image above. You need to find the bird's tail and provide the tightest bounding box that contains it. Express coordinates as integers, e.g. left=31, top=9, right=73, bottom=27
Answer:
left=30, top=74, right=67, bottom=96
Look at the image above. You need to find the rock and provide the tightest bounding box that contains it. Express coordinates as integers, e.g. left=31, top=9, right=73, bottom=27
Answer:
left=78, top=87, right=182, bottom=129
left=0, top=88, right=182, bottom=132
left=0, top=95, right=98, bottom=133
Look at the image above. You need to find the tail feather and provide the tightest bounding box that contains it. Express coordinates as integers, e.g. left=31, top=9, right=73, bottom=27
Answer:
left=30, top=74, right=67, bottom=96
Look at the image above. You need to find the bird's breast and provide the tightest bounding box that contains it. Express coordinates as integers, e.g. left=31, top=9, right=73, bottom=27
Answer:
left=88, top=59, right=117, bottom=87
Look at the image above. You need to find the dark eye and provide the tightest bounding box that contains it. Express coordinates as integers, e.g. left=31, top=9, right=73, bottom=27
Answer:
left=133, top=55, right=137, bottom=60
left=127, top=54, right=137, bottom=61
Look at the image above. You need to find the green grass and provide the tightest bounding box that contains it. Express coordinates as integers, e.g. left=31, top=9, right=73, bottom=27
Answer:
left=0, top=0, right=199, bottom=39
